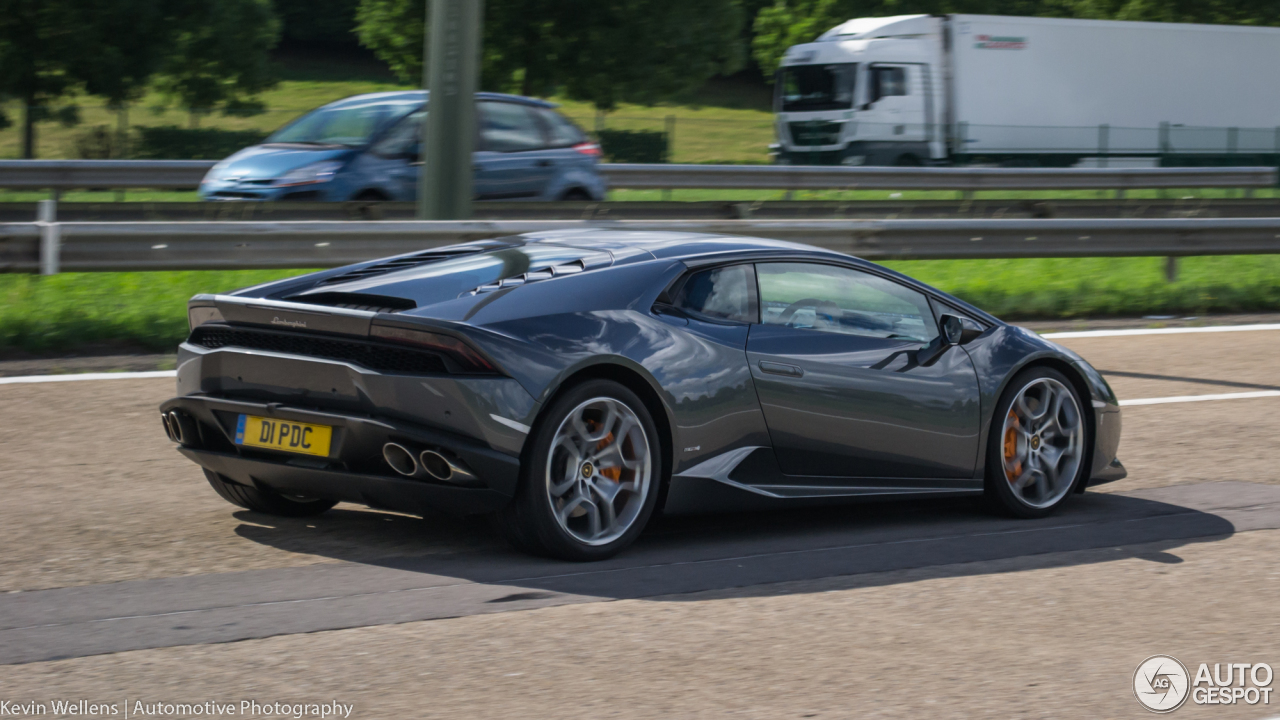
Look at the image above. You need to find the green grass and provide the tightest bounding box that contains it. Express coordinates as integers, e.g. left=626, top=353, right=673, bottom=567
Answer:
left=883, top=256, right=1280, bottom=319
left=3, top=256, right=1278, bottom=356
left=0, top=270, right=305, bottom=355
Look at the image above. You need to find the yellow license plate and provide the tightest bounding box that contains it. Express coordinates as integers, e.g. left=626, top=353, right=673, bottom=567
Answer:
left=235, top=415, right=332, bottom=457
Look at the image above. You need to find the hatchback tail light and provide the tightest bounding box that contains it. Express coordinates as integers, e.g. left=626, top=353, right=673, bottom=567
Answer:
left=572, top=142, right=602, bottom=157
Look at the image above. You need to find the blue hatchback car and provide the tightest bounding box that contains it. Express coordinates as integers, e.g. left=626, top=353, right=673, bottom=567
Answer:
left=199, top=91, right=607, bottom=202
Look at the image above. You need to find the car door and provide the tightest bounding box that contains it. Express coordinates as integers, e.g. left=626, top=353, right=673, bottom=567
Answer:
left=474, top=101, right=556, bottom=200
left=858, top=64, right=926, bottom=149
left=366, top=109, right=426, bottom=201
left=746, top=262, right=981, bottom=480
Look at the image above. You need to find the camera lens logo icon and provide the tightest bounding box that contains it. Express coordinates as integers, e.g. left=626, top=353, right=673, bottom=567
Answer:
left=1134, top=655, right=1191, bottom=713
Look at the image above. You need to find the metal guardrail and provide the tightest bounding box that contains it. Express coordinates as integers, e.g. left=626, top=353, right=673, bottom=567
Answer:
left=5, top=217, right=1280, bottom=273
left=0, top=160, right=1274, bottom=192
left=601, top=164, right=1279, bottom=191
left=5, top=197, right=1280, bottom=223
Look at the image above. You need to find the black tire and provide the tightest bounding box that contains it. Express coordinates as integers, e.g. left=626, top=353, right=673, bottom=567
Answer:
left=557, top=187, right=592, bottom=202
left=203, top=469, right=337, bottom=517
left=497, top=379, right=663, bottom=561
left=985, top=367, right=1088, bottom=518
left=893, top=154, right=922, bottom=167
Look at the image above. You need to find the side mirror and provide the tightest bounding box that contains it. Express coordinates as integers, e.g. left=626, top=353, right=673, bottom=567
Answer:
left=940, top=314, right=984, bottom=345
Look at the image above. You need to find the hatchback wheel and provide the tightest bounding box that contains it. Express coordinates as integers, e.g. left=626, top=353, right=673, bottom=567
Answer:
left=499, top=380, right=661, bottom=561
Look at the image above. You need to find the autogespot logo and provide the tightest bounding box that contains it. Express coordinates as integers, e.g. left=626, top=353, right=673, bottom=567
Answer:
left=1135, top=655, right=1191, bottom=713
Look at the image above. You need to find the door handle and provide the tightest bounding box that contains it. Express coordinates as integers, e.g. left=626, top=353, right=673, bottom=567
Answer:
left=758, top=360, right=803, bottom=377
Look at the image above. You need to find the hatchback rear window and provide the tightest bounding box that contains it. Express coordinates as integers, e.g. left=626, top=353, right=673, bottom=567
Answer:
left=535, top=108, right=587, bottom=147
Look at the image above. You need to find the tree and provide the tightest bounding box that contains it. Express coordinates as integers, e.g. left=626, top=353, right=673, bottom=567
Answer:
left=0, top=0, right=107, bottom=158
left=0, top=0, right=280, bottom=157
left=355, top=0, right=746, bottom=111
left=154, top=0, right=282, bottom=125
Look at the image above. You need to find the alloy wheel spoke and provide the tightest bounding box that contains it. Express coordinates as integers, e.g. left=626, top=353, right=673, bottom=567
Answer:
left=1006, top=378, right=1085, bottom=509
left=546, top=396, right=653, bottom=546
left=591, top=476, right=623, bottom=505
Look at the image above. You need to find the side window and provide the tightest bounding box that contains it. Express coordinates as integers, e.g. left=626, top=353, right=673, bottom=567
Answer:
left=870, top=66, right=908, bottom=103
left=534, top=108, right=586, bottom=147
left=479, top=101, right=547, bottom=152
left=674, top=265, right=757, bottom=323
left=756, top=263, right=938, bottom=343
left=370, top=110, right=425, bottom=158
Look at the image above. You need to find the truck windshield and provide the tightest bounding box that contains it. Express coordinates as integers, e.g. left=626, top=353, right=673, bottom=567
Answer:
left=267, top=100, right=419, bottom=147
left=776, top=63, right=857, bottom=112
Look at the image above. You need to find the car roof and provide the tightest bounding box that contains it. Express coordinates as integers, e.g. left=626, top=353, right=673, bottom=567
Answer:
left=524, top=229, right=852, bottom=262
left=522, top=230, right=1003, bottom=324
left=323, top=90, right=558, bottom=109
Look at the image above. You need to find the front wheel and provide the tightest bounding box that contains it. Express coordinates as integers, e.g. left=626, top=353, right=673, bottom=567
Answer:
left=986, top=367, right=1088, bottom=518
left=498, top=380, right=662, bottom=561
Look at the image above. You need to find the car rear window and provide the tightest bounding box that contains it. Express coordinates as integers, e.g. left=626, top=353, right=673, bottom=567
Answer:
left=479, top=102, right=547, bottom=152
left=535, top=108, right=587, bottom=147
left=675, top=265, right=756, bottom=323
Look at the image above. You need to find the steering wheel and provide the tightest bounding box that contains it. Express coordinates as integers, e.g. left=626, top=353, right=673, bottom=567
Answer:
left=775, top=298, right=842, bottom=328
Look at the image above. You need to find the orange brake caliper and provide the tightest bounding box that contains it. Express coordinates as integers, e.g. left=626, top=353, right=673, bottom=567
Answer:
left=597, top=432, right=622, bottom=480
left=1003, top=411, right=1022, bottom=483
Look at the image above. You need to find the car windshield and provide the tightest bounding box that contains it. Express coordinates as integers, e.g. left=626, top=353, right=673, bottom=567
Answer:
left=777, top=63, right=857, bottom=112
left=267, top=100, right=420, bottom=147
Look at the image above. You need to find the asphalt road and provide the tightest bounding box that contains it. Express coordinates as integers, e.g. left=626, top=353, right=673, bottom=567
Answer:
left=0, top=327, right=1277, bottom=718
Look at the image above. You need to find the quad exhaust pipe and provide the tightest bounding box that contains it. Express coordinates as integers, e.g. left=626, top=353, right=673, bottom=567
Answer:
left=382, top=443, right=478, bottom=485
left=163, top=410, right=196, bottom=445
left=382, top=443, right=420, bottom=477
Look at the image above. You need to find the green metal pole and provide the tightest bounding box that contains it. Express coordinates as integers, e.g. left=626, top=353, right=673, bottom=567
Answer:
left=417, top=0, right=483, bottom=220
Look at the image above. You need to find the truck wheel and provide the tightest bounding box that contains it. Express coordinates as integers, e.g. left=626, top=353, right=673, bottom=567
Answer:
left=203, top=469, right=337, bottom=517
left=498, top=380, right=662, bottom=561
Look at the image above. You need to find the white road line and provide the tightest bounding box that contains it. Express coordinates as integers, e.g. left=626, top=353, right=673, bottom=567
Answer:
left=0, top=370, right=176, bottom=385
left=1121, top=390, right=1280, bottom=406
left=1043, top=323, right=1280, bottom=339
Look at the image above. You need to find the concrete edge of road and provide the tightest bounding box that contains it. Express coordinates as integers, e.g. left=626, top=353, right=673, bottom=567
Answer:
left=1041, top=322, right=1280, bottom=338
left=0, top=370, right=177, bottom=385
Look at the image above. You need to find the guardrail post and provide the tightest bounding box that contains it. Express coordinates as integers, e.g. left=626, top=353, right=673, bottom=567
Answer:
left=1164, top=256, right=1178, bottom=282
left=37, top=199, right=60, bottom=275
left=1097, top=124, right=1109, bottom=169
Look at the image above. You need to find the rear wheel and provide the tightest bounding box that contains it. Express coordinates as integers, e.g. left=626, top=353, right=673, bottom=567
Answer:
left=557, top=187, right=592, bottom=201
left=985, top=367, right=1087, bottom=518
left=498, top=380, right=661, bottom=561
left=203, top=469, right=337, bottom=517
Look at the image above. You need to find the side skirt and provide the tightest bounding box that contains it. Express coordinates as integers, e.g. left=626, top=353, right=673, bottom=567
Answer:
left=664, top=446, right=983, bottom=515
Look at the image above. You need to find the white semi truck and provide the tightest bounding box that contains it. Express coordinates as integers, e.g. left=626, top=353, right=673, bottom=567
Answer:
left=772, top=14, right=1280, bottom=166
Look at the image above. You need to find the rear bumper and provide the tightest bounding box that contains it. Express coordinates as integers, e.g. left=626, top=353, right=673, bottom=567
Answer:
left=161, top=395, right=520, bottom=516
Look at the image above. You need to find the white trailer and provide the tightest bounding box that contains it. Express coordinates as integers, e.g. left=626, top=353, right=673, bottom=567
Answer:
left=773, top=14, right=1280, bottom=166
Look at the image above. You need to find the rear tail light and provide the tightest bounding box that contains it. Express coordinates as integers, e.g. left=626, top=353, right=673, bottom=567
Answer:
left=573, top=142, right=602, bottom=157
left=188, top=306, right=226, bottom=331
left=370, top=326, right=498, bottom=374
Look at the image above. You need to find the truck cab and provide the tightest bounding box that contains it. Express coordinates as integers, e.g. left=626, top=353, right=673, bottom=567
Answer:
left=773, top=14, right=946, bottom=166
